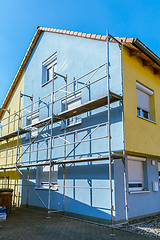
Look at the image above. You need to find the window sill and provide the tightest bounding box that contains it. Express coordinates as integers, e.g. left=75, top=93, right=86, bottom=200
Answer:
left=129, top=190, right=150, bottom=194
left=41, top=79, right=52, bottom=87
left=137, top=115, right=157, bottom=124
left=41, top=77, right=57, bottom=87
left=35, top=187, right=58, bottom=191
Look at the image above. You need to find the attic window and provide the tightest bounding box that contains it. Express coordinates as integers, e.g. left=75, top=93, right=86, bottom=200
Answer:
left=42, top=52, right=57, bottom=86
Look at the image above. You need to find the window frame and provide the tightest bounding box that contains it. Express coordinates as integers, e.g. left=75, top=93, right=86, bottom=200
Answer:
left=127, top=155, right=146, bottom=192
left=35, top=162, right=58, bottom=191
left=0, top=176, right=9, bottom=188
left=26, top=112, right=39, bottom=139
left=42, top=52, right=57, bottom=86
left=61, top=92, right=82, bottom=128
left=136, top=82, right=153, bottom=121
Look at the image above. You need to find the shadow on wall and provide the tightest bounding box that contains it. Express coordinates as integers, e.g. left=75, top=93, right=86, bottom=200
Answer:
left=20, top=163, right=115, bottom=222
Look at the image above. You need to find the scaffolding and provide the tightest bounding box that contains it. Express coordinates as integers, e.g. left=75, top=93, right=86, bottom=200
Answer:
left=0, top=31, right=128, bottom=230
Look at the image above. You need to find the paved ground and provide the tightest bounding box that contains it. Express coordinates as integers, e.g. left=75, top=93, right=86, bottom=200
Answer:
left=0, top=207, right=151, bottom=240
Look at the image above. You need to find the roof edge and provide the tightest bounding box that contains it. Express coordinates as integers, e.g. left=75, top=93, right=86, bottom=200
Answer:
left=38, top=26, right=107, bottom=41
left=132, top=38, right=160, bottom=67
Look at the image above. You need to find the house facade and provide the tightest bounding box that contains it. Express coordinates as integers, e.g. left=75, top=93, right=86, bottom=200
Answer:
left=0, top=70, right=25, bottom=205
left=123, top=43, right=160, bottom=219
left=0, top=27, right=160, bottom=223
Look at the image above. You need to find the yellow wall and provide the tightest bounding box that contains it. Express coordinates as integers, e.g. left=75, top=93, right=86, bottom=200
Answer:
left=0, top=70, right=24, bottom=203
left=123, top=46, right=160, bottom=158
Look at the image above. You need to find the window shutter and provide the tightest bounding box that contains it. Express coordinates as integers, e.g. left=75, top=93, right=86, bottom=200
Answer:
left=137, top=89, right=150, bottom=112
left=68, top=98, right=81, bottom=110
left=128, top=160, right=143, bottom=182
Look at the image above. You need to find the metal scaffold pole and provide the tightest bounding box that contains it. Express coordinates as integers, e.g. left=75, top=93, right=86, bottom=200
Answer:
left=3, top=109, right=10, bottom=187
left=0, top=54, right=124, bottom=220
left=107, top=29, right=114, bottom=236
left=63, top=74, right=67, bottom=214
left=4, top=140, right=8, bottom=187
left=26, top=94, right=33, bottom=207
left=48, top=66, right=55, bottom=214
left=13, top=91, right=22, bottom=208
left=120, top=39, right=129, bottom=223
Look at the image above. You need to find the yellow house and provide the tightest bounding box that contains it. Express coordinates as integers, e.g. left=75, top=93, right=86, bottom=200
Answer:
left=0, top=70, right=24, bottom=205
left=122, top=41, right=160, bottom=157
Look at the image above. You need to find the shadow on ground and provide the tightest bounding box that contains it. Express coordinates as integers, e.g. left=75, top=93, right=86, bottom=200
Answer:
left=0, top=208, right=150, bottom=240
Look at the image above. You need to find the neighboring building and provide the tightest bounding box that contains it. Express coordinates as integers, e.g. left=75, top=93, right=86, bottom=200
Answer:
left=0, top=27, right=160, bottom=223
left=0, top=70, right=25, bottom=205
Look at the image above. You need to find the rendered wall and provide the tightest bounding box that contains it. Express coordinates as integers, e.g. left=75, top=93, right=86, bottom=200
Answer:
left=123, top=46, right=160, bottom=219
left=123, top=46, right=160, bottom=157
left=0, top=70, right=24, bottom=204
left=21, top=32, right=123, bottom=222
left=127, top=158, right=160, bottom=219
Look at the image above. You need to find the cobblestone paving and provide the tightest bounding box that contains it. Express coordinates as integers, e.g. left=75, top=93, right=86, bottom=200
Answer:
left=0, top=208, right=151, bottom=240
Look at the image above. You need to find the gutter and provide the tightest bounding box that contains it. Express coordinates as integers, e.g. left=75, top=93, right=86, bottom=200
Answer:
left=132, top=38, right=160, bottom=67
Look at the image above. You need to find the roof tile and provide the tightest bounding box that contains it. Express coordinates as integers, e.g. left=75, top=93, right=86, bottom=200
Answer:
left=78, top=32, right=82, bottom=36
left=101, top=36, right=107, bottom=41
left=125, top=38, right=134, bottom=43
left=86, top=34, right=91, bottom=38
left=91, top=34, right=97, bottom=39
left=96, top=35, right=102, bottom=40
left=82, top=33, right=87, bottom=37
left=120, top=37, right=127, bottom=43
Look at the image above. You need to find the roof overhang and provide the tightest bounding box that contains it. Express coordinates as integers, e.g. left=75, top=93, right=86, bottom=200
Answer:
left=119, top=38, right=160, bottom=75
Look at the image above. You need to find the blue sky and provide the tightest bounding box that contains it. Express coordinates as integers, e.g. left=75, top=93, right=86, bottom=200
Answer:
left=0, top=0, right=160, bottom=106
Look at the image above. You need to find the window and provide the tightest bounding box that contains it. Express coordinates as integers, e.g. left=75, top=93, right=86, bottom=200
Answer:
left=42, top=52, right=57, bottom=85
left=0, top=177, right=9, bottom=188
left=36, top=163, right=58, bottom=190
left=61, top=92, right=82, bottom=128
left=26, top=113, right=39, bottom=139
left=136, top=82, right=153, bottom=120
left=128, top=156, right=146, bottom=191
left=158, top=162, right=160, bottom=186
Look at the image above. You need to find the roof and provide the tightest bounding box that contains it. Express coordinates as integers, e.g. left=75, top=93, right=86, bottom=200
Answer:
left=1, top=27, right=160, bottom=118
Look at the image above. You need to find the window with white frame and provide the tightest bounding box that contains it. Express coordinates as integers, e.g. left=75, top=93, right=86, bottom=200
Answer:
left=26, top=112, right=39, bottom=139
left=36, top=163, right=58, bottom=190
left=158, top=162, right=160, bottom=186
left=61, top=92, right=82, bottom=128
left=128, top=156, right=146, bottom=192
left=136, top=82, right=153, bottom=120
left=0, top=176, right=9, bottom=188
left=42, top=52, right=57, bottom=85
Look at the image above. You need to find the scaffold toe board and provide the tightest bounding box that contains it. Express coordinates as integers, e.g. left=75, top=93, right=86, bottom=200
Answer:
left=59, top=92, right=122, bottom=119
left=0, top=128, right=29, bottom=142
left=22, top=92, right=122, bottom=131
